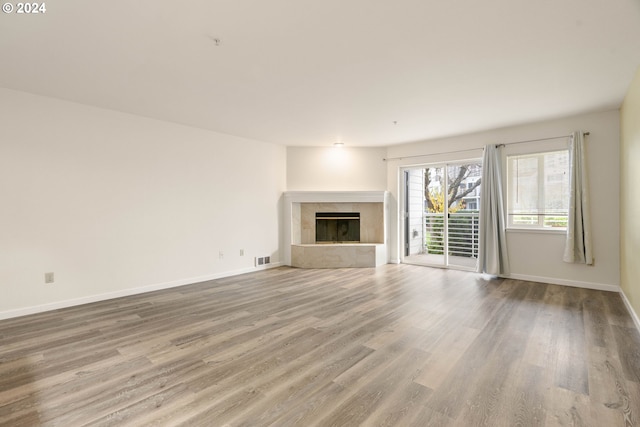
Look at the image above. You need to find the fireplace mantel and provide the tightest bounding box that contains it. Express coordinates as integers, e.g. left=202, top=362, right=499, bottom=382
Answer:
left=284, top=191, right=387, bottom=204
left=283, top=191, right=389, bottom=267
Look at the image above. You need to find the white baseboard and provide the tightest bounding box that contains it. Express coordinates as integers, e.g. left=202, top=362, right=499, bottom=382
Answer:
left=503, top=273, right=619, bottom=293
left=620, top=289, right=640, bottom=332
left=0, top=262, right=282, bottom=321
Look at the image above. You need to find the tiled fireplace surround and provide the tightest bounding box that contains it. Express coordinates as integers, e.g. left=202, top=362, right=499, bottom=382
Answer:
left=283, top=191, right=388, bottom=268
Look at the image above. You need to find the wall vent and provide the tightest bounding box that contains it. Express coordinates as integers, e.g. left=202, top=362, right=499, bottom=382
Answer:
left=255, top=256, right=271, bottom=267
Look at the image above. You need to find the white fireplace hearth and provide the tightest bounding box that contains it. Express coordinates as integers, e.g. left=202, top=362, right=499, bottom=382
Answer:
left=283, top=191, right=389, bottom=268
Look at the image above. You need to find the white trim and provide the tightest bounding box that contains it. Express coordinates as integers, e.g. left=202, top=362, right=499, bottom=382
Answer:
left=284, top=191, right=387, bottom=203
left=504, top=273, right=619, bottom=292
left=506, top=227, right=566, bottom=235
left=620, top=289, right=640, bottom=331
left=0, top=263, right=281, bottom=321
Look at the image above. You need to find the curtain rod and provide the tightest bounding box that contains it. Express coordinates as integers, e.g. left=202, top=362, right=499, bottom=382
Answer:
left=382, top=131, right=589, bottom=162
left=497, top=131, right=589, bottom=148
left=382, top=147, right=483, bottom=162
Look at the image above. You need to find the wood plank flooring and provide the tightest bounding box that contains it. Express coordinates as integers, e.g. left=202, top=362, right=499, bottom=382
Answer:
left=1, top=264, right=639, bottom=426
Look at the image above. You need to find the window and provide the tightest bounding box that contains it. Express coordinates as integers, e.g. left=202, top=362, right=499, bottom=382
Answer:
left=507, top=150, right=569, bottom=229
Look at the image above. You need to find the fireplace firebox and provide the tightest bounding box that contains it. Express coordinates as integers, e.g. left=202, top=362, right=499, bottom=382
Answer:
left=315, top=212, right=360, bottom=243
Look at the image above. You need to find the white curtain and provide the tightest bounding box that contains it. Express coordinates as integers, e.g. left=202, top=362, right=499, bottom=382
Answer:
left=479, top=144, right=510, bottom=275
left=563, top=131, right=593, bottom=264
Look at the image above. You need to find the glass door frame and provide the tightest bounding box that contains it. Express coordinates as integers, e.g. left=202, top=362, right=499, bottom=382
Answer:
left=400, top=158, right=482, bottom=271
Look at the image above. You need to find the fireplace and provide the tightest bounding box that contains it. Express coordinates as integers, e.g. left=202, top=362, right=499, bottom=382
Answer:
left=284, top=191, right=388, bottom=268
left=315, top=212, right=360, bottom=243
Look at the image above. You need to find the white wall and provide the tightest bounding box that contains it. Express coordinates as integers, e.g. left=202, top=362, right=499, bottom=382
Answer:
left=0, top=88, right=286, bottom=318
left=287, top=146, right=387, bottom=191
left=386, top=110, right=620, bottom=290
left=621, top=67, right=640, bottom=320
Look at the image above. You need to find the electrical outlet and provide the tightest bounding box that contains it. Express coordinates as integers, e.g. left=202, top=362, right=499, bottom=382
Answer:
left=44, top=272, right=54, bottom=284
left=219, top=251, right=224, bottom=259
left=240, top=249, right=244, bottom=256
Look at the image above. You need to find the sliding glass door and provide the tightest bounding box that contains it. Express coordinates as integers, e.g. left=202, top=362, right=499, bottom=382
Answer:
left=403, top=161, right=482, bottom=270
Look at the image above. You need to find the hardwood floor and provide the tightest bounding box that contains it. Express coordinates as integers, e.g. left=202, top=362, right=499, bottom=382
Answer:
left=1, top=264, right=639, bottom=426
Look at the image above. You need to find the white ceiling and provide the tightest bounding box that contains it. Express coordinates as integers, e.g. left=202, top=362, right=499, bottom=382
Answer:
left=1, top=1, right=639, bottom=147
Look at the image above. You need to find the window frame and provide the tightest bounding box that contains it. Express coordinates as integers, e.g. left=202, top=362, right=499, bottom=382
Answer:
left=504, top=141, right=571, bottom=232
